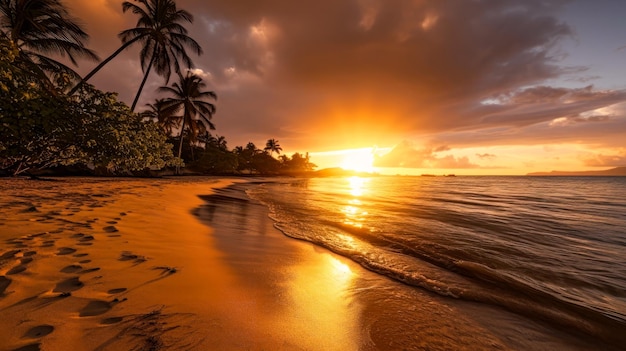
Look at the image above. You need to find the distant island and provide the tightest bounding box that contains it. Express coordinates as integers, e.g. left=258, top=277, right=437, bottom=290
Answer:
left=527, top=167, right=626, bottom=176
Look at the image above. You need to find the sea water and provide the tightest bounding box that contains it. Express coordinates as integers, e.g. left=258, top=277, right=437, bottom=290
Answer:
left=246, top=176, right=626, bottom=345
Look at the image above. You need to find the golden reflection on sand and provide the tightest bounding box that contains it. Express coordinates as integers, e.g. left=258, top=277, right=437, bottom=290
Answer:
left=282, top=252, right=360, bottom=350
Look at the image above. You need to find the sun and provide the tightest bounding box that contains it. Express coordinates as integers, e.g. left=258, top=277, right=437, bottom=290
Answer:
left=340, top=148, right=374, bottom=173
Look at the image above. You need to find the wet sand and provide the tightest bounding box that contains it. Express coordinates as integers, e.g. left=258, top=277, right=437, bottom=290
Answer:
left=0, top=177, right=605, bottom=350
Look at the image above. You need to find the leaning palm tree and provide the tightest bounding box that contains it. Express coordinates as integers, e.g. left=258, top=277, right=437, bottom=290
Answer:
left=0, top=0, right=98, bottom=86
left=264, top=139, right=283, bottom=156
left=140, top=98, right=180, bottom=136
left=159, top=71, right=216, bottom=174
left=70, top=0, right=202, bottom=111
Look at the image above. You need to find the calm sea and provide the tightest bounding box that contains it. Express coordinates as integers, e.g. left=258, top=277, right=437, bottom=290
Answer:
left=246, top=176, right=626, bottom=345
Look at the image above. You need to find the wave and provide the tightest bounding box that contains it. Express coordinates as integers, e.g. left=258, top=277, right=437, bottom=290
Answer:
left=245, top=178, right=626, bottom=347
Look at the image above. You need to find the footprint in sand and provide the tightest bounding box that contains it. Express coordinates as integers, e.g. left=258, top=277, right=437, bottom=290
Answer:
left=20, top=205, right=38, bottom=213
left=78, top=259, right=91, bottom=264
left=107, top=288, right=127, bottom=294
left=103, top=226, right=118, bottom=233
left=23, top=325, right=54, bottom=338
left=1, top=249, right=21, bottom=260
left=106, top=221, right=118, bottom=225
left=55, top=247, right=76, bottom=256
left=40, top=241, right=54, bottom=248
left=23, top=251, right=37, bottom=257
left=11, top=343, right=41, bottom=351
left=0, top=276, right=11, bottom=294
left=70, top=233, right=85, bottom=238
left=77, top=235, right=95, bottom=246
left=8, top=241, right=27, bottom=249
left=79, top=300, right=112, bottom=317
left=7, top=265, right=27, bottom=275
left=60, top=265, right=83, bottom=274
left=119, top=252, right=146, bottom=264
left=101, top=317, right=123, bottom=325
left=21, top=257, right=33, bottom=265
left=79, top=267, right=101, bottom=274
left=53, top=277, right=83, bottom=293
left=73, top=253, right=88, bottom=258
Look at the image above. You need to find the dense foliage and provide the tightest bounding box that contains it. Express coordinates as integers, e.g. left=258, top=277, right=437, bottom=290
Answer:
left=187, top=140, right=316, bottom=175
left=0, top=0, right=98, bottom=84
left=1, top=0, right=317, bottom=177
left=0, top=38, right=179, bottom=176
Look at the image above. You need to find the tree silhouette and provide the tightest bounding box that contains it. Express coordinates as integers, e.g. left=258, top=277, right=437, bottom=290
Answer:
left=70, top=0, right=201, bottom=112
left=159, top=71, right=216, bottom=174
left=0, top=0, right=98, bottom=85
left=264, top=138, right=282, bottom=156
left=140, top=98, right=180, bottom=135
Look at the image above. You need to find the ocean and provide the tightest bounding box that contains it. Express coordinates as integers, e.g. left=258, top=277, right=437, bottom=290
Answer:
left=244, top=176, right=626, bottom=346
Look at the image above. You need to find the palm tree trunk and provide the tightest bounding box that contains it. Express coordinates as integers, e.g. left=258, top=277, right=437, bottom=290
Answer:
left=68, top=37, right=141, bottom=95
left=176, top=116, right=187, bottom=175
left=130, top=54, right=156, bottom=112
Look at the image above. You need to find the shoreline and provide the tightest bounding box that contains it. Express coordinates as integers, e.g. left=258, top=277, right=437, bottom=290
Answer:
left=0, top=177, right=612, bottom=350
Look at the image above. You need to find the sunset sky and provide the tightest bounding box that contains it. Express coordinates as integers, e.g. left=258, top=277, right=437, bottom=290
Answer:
left=64, top=0, right=626, bottom=175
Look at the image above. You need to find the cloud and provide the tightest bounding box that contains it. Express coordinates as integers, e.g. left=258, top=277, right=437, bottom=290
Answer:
left=374, top=141, right=479, bottom=169
left=61, top=0, right=626, bottom=151
left=476, top=153, right=497, bottom=160
left=188, top=68, right=212, bottom=80
left=581, top=151, right=626, bottom=167
left=430, top=103, right=626, bottom=149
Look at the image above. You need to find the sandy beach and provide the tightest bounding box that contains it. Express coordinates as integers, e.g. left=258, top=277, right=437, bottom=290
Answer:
left=0, top=177, right=608, bottom=351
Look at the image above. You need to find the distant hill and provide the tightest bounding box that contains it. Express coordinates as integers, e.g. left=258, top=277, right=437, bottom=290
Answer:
left=527, top=167, right=626, bottom=176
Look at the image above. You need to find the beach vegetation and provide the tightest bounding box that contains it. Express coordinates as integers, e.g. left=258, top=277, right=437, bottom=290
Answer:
left=264, top=138, right=282, bottom=156
left=0, top=0, right=99, bottom=87
left=158, top=71, right=217, bottom=174
left=1, top=1, right=318, bottom=178
left=0, top=37, right=179, bottom=176
left=141, top=98, right=180, bottom=135
left=188, top=143, right=238, bottom=174
left=69, top=0, right=202, bottom=112
left=281, top=152, right=317, bottom=173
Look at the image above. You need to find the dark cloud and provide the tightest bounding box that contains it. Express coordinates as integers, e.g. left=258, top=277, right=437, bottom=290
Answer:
left=430, top=113, right=626, bottom=148
left=63, top=0, right=626, bottom=151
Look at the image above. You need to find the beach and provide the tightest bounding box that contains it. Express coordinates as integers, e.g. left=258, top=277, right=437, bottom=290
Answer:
left=0, top=177, right=615, bottom=351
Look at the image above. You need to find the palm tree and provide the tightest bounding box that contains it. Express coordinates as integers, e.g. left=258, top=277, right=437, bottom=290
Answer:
left=245, top=142, right=258, bottom=153
left=210, top=135, right=228, bottom=151
left=0, top=0, right=98, bottom=85
left=70, top=0, right=202, bottom=111
left=140, top=98, right=180, bottom=135
left=264, top=139, right=282, bottom=156
left=159, top=71, right=216, bottom=174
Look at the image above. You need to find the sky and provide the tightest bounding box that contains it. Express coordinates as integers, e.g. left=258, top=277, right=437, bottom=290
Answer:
left=64, top=0, right=626, bottom=175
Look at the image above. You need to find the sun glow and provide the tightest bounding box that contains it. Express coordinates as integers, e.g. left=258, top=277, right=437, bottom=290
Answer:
left=340, top=148, right=375, bottom=173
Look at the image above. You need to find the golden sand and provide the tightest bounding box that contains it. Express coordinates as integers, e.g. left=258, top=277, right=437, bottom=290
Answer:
left=0, top=177, right=602, bottom=351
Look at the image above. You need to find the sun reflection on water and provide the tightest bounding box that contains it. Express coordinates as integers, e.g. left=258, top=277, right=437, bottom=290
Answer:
left=347, top=176, right=368, bottom=196
left=342, top=177, right=370, bottom=229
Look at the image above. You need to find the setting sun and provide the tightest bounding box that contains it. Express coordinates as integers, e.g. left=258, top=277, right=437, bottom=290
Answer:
left=340, top=148, right=375, bottom=173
